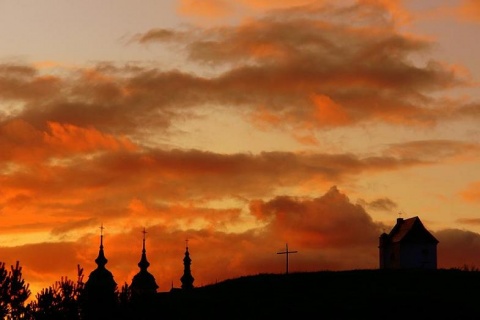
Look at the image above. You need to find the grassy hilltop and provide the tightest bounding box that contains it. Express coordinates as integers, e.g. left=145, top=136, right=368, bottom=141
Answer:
left=157, top=269, right=480, bottom=319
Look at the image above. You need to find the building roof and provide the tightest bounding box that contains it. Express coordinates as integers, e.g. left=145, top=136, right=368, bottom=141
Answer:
left=130, top=228, right=158, bottom=295
left=85, top=232, right=117, bottom=293
left=388, top=217, right=438, bottom=244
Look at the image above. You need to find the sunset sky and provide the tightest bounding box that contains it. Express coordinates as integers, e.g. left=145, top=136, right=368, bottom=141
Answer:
left=1, top=0, right=480, bottom=297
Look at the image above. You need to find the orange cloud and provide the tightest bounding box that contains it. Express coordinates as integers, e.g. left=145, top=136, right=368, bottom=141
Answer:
left=135, top=29, right=188, bottom=44
left=311, top=94, right=351, bottom=127
left=436, top=229, right=480, bottom=269
left=457, top=0, right=480, bottom=22
left=0, top=2, right=474, bottom=148
left=132, top=3, right=468, bottom=137
left=0, top=147, right=426, bottom=224
left=0, top=63, right=199, bottom=138
left=0, top=120, right=136, bottom=164
left=387, top=140, right=480, bottom=163
left=0, top=242, right=85, bottom=299
left=358, top=197, right=398, bottom=212
left=178, top=0, right=233, bottom=18
left=5, top=132, right=473, bottom=246
left=240, top=0, right=321, bottom=10
left=176, top=0, right=411, bottom=26
left=460, top=181, right=480, bottom=203
left=456, top=218, right=480, bottom=226
left=1, top=24, right=473, bottom=146
left=0, top=64, right=60, bottom=102
left=176, top=0, right=320, bottom=20
left=44, top=122, right=136, bottom=153
left=250, top=186, right=382, bottom=248
left=358, top=0, right=411, bottom=25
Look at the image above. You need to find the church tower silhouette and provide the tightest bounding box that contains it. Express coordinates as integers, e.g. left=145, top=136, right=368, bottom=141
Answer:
left=130, top=228, right=159, bottom=296
left=129, top=228, right=159, bottom=319
left=83, top=225, right=117, bottom=319
left=180, top=240, right=194, bottom=290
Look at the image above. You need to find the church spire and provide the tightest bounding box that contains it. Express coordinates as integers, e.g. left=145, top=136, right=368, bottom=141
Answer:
left=180, top=239, right=194, bottom=290
left=84, top=224, right=117, bottom=319
left=130, top=227, right=158, bottom=299
left=95, top=223, right=108, bottom=268
left=138, top=228, right=150, bottom=270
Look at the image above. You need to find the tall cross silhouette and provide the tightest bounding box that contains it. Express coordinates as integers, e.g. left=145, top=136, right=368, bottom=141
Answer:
left=277, top=243, right=298, bottom=275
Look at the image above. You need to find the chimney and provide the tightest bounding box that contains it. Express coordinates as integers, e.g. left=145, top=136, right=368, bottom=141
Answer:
left=397, top=217, right=404, bottom=224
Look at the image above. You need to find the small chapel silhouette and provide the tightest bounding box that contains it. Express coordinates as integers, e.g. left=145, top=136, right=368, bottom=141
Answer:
left=379, top=216, right=439, bottom=269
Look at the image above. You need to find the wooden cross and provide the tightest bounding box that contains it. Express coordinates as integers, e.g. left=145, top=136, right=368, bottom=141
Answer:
left=277, top=243, right=298, bottom=275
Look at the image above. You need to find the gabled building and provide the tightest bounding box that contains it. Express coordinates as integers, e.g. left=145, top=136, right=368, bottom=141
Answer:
left=379, top=216, right=439, bottom=270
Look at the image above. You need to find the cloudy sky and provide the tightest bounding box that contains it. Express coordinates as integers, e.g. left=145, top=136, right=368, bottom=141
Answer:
left=1, top=0, right=480, bottom=296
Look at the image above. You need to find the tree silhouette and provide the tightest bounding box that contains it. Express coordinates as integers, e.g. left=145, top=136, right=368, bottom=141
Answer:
left=30, top=265, right=84, bottom=320
left=0, top=262, right=9, bottom=319
left=0, top=261, right=31, bottom=319
left=117, top=283, right=133, bottom=320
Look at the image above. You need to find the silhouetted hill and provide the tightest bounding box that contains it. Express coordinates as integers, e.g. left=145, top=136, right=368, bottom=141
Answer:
left=157, top=269, right=480, bottom=319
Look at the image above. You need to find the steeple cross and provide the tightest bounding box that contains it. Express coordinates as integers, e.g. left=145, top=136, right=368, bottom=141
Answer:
left=185, top=238, right=189, bottom=248
left=141, top=228, right=148, bottom=252
left=98, top=223, right=105, bottom=251
left=277, top=243, right=298, bottom=275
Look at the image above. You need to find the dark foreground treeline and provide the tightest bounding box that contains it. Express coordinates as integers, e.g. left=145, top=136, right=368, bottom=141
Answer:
left=2, top=261, right=480, bottom=319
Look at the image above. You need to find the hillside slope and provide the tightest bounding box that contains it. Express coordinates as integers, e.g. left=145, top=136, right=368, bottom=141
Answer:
left=157, top=269, right=480, bottom=319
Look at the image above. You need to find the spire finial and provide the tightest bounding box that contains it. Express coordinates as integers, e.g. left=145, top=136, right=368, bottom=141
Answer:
left=95, top=224, right=108, bottom=267
left=142, top=228, right=147, bottom=252
left=100, top=223, right=104, bottom=247
left=138, top=227, right=150, bottom=270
